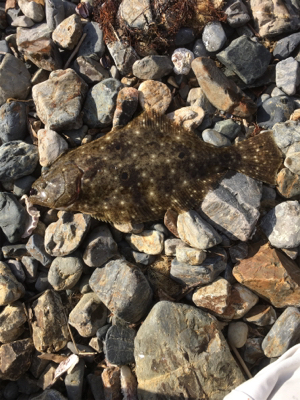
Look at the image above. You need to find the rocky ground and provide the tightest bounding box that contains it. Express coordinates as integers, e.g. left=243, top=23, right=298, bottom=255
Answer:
left=1, top=0, right=300, bottom=399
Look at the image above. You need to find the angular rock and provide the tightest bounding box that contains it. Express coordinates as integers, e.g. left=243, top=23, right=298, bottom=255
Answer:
left=104, top=324, right=135, bottom=365
left=166, top=106, right=205, bottom=130
left=177, top=210, right=222, bottom=250
left=0, top=101, right=28, bottom=143
left=45, top=212, right=91, bottom=257
left=0, top=262, right=25, bottom=306
left=233, top=243, right=300, bottom=307
left=17, top=24, right=62, bottom=71
left=276, top=168, right=300, bottom=198
left=38, top=128, right=68, bottom=167
left=112, top=87, right=139, bottom=127
left=134, top=301, right=244, bottom=399
left=138, top=80, right=172, bottom=114
left=18, top=0, right=44, bottom=22
left=244, top=304, right=277, bottom=326
left=118, top=0, right=152, bottom=30
left=225, top=0, right=250, bottom=27
left=0, top=339, right=34, bottom=381
left=87, top=374, right=105, bottom=400
left=125, top=230, right=164, bottom=255
left=31, top=289, right=69, bottom=352
left=217, top=35, right=271, bottom=84
left=45, top=0, right=65, bottom=31
left=202, top=21, right=227, bottom=52
left=69, top=293, right=107, bottom=337
left=257, top=95, right=295, bottom=129
left=273, top=32, right=300, bottom=60
left=284, top=151, right=300, bottom=174
left=276, top=57, right=300, bottom=96
left=83, top=78, right=122, bottom=128
left=32, top=69, right=88, bottom=130
left=101, top=367, right=121, bottom=400
left=192, top=277, right=231, bottom=314
left=22, top=256, right=39, bottom=282
left=7, top=259, right=26, bottom=283
left=0, top=53, right=31, bottom=107
left=0, top=192, right=28, bottom=243
left=227, top=283, right=259, bottom=320
left=261, top=201, right=300, bottom=248
left=229, top=242, right=248, bottom=263
left=164, top=238, right=185, bottom=256
left=273, top=120, right=300, bottom=153
left=48, top=255, right=83, bottom=290
left=52, top=14, right=82, bottom=50
left=77, top=21, right=105, bottom=59
left=113, top=221, right=144, bottom=234
left=132, top=55, right=173, bottom=80
left=107, top=40, right=139, bottom=76
left=175, top=246, right=206, bottom=265
left=191, top=57, right=257, bottom=117
left=262, top=307, right=300, bottom=357
left=213, top=119, right=241, bottom=140
left=83, top=225, right=118, bottom=267
left=0, top=301, right=27, bottom=343
left=90, top=259, right=153, bottom=323
left=73, top=56, right=110, bottom=85
left=26, top=234, right=53, bottom=267
left=65, top=358, right=85, bottom=400
left=243, top=338, right=264, bottom=364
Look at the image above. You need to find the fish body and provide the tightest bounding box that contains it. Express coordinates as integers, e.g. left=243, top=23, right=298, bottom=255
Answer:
left=30, top=112, right=283, bottom=224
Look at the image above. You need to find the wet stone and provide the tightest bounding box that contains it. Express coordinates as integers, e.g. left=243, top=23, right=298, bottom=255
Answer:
left=32, top=69, right=88, bottom=130
left=0, top=301, right=27, bottom=343
left=37, top=128, right=68, bottom=167
left=262, top=307, right=300, bottom=358
left=107, top=40, right=139, bottom=76
left=257, top=95, right=295, bottom=129
left=202, top=21, right=227, bottom=52
left=0, top=101, right=28, bottom=143
left=90, top=259, right=153, bottom=323
left=261, top=201, right=300, bottom=248
left=276, top=57, right=300, bottom=96
left=0, top=192, right=28, bottom=243
left=0, top=338, right=34, bottom=381
left=125, top=230, right=164, bottom=255
left=227, top=321, right=248, bottom=348
left=217, top=35, right=271, bottom=84
left=244, top=304, right=277, bottom=326
left=0, top=141, right=38, bottom=182
left=48, top=255, right=83, bottom=290
left=44, top=212, right=91, bottom=257
left=202, top=129, right=231, bottom=147
left=132, top=55, right=173, bottom=80
left=65, top=358, right=85, bottom=400
left=31, top=289, right=69, bottom=353
left=171, top=48, right=194, bottom=75
left=69, top=292, right=107, bottom=337
left=26, top=234, right=52, bottom=267
left=73, top=56, right=110, bottom=85
left=138, top=80, right=172, bottom=114
left=52, top=14, right=82, bottom=50
left=0, top=262, right=25, bottom=306
left=83, top=78, right=123, bottom=128
left=112, top=87, right=139, bottom=128
left=77, top=21, right=105, bottom=59
left=83, top=225, right=118, bottom=267
left=273, top=32, right=300, bottom=60
left=170, top=247, right=227, bottom=286
left=104, top=324, right=135, bottom=365
left=134, top=301, right=244, bottom=399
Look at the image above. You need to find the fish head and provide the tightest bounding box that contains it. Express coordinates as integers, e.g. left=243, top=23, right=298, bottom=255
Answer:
left=29, top=162, right=83, bottom=209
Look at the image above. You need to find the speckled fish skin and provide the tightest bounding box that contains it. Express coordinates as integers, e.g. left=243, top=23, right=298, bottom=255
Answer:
left=30, top=112, right=283, bottom=224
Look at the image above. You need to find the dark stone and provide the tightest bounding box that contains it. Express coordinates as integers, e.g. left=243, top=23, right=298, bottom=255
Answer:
left=77, top=21, right=105, bottom=59
left=2, top=245, right=29, bottom=259
left=65, top=359, right=85, bottom=400
left=0, top=338, right=34, bottom=381
left=13, top=176, right=36, bottom=197
left=96, top=324, right=111, bottom=341
left=0, top=40, right=11, bottom=63
left=104, top=324, right=135, bottom=365
left=0, top=193, right=27, bottom=243
left=0, top=101, right=28, bottom=143
left=273, top=32, right=300, bottom=60
left=31, top=389, right=67, bottom=400
left=257, top=95, right=295, bottom=129
left=193, top=39, right=209, bottom=58
left=87, top=374, right=105, bottom=400
left=26, top=234, right=53, bottom=267
left=174, top=28, right=195, bottom=46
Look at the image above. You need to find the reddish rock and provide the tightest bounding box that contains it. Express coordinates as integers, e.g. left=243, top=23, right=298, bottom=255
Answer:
left=138, top=80, right=172, bottom=114
left=164, top=209, right=179, bottom=237
left=112, top=87, right=139, bottom=128
left=233, top=244, right=300, bottom=308
left=276, top=167, right=300, bottom=198
left=0, top=338, right=34, bottom=380
left=191, top=57, right=257, bottom=117
left=102, top=366, right=122, bottom=400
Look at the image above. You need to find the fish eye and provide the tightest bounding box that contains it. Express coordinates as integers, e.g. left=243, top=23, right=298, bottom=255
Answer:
left=29, top=188, right=37, bottom=196
left=121, top=172, right=129, bottom=180
left=179, top=152, right=185, bottom=159
left=115, top=144, right=121, bottom=150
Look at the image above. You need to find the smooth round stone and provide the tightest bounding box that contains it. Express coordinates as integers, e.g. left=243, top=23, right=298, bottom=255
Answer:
left=0, top=101, right=28, bottom=142
left=132, top=55, right=173, bottom=80
left=202, top=21, right=227, bottom=52
left=257, top=96, right=295, bottom=129
left=174, top=28, right=195, bottom=46
left=138, top=80, right=172, bottom=114
left=48, top=256, right=83, bottom=291
left=213, top=119, right=241, bottom=140
left=202, top=129, right=231, bottom=147
left=227, top=321, right=249, bottom=348
left=193, top=39, right=209, bottom=58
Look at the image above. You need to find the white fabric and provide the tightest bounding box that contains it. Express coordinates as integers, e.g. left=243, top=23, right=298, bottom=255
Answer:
left=224, top=344, right=300, bottom=400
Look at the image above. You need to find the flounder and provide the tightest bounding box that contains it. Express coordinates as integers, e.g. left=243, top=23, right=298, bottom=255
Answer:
left=29, top=112, right=283, bottom=224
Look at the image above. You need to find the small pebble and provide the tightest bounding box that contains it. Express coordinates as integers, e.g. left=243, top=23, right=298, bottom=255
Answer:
left=202, top=129, right=231, bottom=147
left=202, top=21, right=227, bottom=52
left=138, top=80, right=172, bottom=114
left=227, top=321, right=248, bottom=348
left=171, top=48, right=194, bottom=75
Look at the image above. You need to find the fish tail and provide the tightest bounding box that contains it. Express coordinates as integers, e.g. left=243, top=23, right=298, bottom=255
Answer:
left=225, top=131, right=283, bottom=184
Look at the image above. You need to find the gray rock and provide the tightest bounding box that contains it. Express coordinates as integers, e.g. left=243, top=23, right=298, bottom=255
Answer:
left=176, top=246, right=206, bottom=265
left=170, top=247, right=227, bottom=286
left=276, top=57, right=300, bottom=96
left=257, top=95, right=295, bottom=129
left=200, top=172, right=261, bottom=241
left=134, top=301, right=244, bottom=399
left=273, top=120, right=300, bottom=153
left=244, top=304, right=277, bottom=326
left=26, top=234, right=53, bottom=267
left=3, top=381, right=19, bottom=400
left=11, top=14, right=34, bottom=27
left=193, top=38, right=209, bottom=58
left=164, top=238, right=185, bottom=256
left=73, top=56, right=110, bottom=85
left=224, top=0, right=250, bottom=27
left=0, top=101, right=28, bottom=143
left=132, top=56, right=173, bottom=80
left=45, top=0, right=65, bottom=31
left=107, top=40, right=139, bottom=75
left=17, top=374, right=40, bottom=394
left=18, top=0, right=44, bottom=22
left=118, top=0, right=152, bottom=30
left=65, top=359, right=85, bottom=400
left=0, top=40, right=11, bottom=63
left=186, top=87, right=216, bottom=115
left=104, top=324, right=135, bottom=365
left=63, top=125, right=88, bottom=146
left=0, top=262, right=25, bottom=306
left=32, top=69, right=88, bottom=130
left=217, top=35, right=271, bottom=85
left=13, top=176, right=36, bottom=197
left=67, top=342, right=95, bottom=363
left=213, top=119, right=241, bottom=140
left=243, top=338, right=264, bottom=364
left=6, top=259, right=26, bottom=283
left=0, top=193, right=28, bottom=243
left=37, top=128, right=68, bottom=167
left=68, top=293, right=107, bottom=337
left=52, top=14, right=82, bottom=50
left=284, top=151, right=300, bottom=174
left=83, top=225, right=118, bottom=267
left=227, top=321, right=248, bottom=348
left=202, top=21, right=227, bottom=52
left=229, top=242, right=248, bottom=263
left=202, top=129, right=231, bottom=146
left=132, top=251, right=156, bottom=266
left=262, top=307, right=300, bottom=357
left=0, top=141, right=38, bottom=182
left=2, top=245, right=29, bottom=260
left=83, top=78, right=122, bottom=128
left=77, top=21, right=105, bottom=59
left=87, top=374, right=105, bottom=400
left=0, top=54, right=31, bottom=106
left=89, top=259, right=153, bottom=323
left=261, top=201, right=300, bottom=248
left=273, top=32, right=300, bottom=60
left=271, top=86, right=286, bottom=97
left=0, top=338, right=34, bottom=381
left=31, top=389, right=67, bottom=400
left=48, top=256, right=83, bottom=290
left=22, top=256, right=39, bottom=282
left=0, top=301, right=27, bottom=343
left=174, top=27, right=195, bottom=46
left=35, top=272, right=50, bottom=292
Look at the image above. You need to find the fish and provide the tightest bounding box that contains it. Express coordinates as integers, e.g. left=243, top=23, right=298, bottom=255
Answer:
left=29, top=111, right=283, bottom=224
